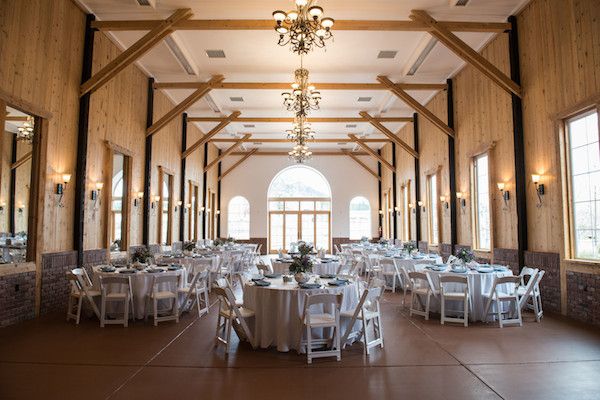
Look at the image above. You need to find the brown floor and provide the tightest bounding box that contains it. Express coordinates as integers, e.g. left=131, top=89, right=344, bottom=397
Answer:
left=1, top=292, right=599, bottom=400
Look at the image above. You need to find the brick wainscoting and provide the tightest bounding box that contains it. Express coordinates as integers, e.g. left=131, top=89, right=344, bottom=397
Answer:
left=40, top=251, right=78, bottom=315
left=418, top=241, right=428, bottom=253
left=494, top=248, right=519, bottom=274
left=439, top=243, right=453, bottom=260
left=333, top=237, right=350, bottom=251
left=0, top=271, right=36, bottom=327
left=567, top=271, right=600, bottom=327
left=524, top=251, right=561, bottom=314
left=236, top=238, right=267, bottom=254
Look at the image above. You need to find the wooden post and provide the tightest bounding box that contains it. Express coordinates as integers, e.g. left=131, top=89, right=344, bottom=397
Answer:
left=9, top=135, right=16, bottom=236
left=392, top=143, right=398, bottom=240
left=414, top=113, right=422, bottom=242
left=142, top=78, right=154, bottom=246
left=179, top=113, right=187, bottom=242
left=74, top=14, right=95, bottom=266
left=377, top=149, right=383, bottom=238
left=201, top=144, right=208, bottom=239
left=447, top=79, right=457, bottom=252
left=509, top=15, right=527, bottom=270
left=216, top=149, right=222, bottom=238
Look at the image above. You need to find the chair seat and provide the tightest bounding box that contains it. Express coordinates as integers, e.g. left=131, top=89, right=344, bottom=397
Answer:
left=304, top=313, right=336, bottom=326
left=105, top=292, right=128, bottom=300
left=72, top=289, right=101, bottom=297
left=382, top=271, right=398, bottom=276
left=219, top=307, right=255, bottom=319
left=516, top=287, right=529, bottom=296
left=484, top=292, right=517, bottom=301
left=150, top=291, right=177, bottom=300
left=341, top=309, right=378, bottom=320
left=178, top=284, right=207, bottom=294
left=412, top=287, right=435, bottom=296
left=442, top=292, right=467, bottom=299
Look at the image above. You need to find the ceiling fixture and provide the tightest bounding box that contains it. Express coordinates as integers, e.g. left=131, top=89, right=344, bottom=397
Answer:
left=281, top=58, right=321, bottom=118
left=287, top=117, right=313, bottom=164
left=377, top=50, right=398, bottom=59
left=357, top=97, right=372, bottom=102
left=272, top=0, right=335, bottom=55
left=164, top=36, right=197, bottom=76
left=229, top=96, right=244, bottom=102
left=205, top=49, right=226, bottom=58
left=17, top=116, right=34, bottom=143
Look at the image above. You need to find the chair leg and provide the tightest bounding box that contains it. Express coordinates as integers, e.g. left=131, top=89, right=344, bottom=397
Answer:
left=174, top=297, right=180, bottom=323
left=497, top=301, right=503, bottom=328
left=76, top=296, right=83, bottom=325
left=425, top=293, right=431, bottom=321
left=306, top=324, right=312, bottom=364
left=100, top=296, right=106, bottom=328
left=515, top=298, right=523, bottom=327
left=225, top=315, right=233, bottom=354
left=153, top=298, right=158, bottom=327
left=463, top=296, right=469, bottom=327
left=124, top=296, right=130, bottom=328
left=440, top=296, right=445, bottom=325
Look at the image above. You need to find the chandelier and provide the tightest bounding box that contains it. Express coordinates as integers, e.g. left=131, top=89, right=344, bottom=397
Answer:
left=289, top=143, right=312, bottom=163
left=17, top=116, right=34, bottom=143
left=287, top=117, right=313, bottom=163
left=281, top=64, right=321, bottom=118
left=272, top=0, right=334, bottom=55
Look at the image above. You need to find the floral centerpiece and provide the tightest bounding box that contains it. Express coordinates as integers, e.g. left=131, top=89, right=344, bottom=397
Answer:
left=455, top=248, right=474, bottom=264
left=360, top=236, right=369, bottom=244
left=289, top=243, right=314, bottom=283
left=131, top=247, right=152, bottom=270
left=378, top=238, right=390, bottom=246
left=214, top=237, right=236, bottom=247
left=183, top=241, right=196, bottom=255
left=403, top=241, right=417, bottom=253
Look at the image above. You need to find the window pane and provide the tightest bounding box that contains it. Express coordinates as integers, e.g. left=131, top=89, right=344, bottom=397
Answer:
left=568, top=111, right=600, bottom=260
left=316, top=214, right=329, bottom=251
left=285, top=201, right=299, bottom=211
left=268, top=166, right=331, bottom=198
left=349, top=196, right=371, bottom=240
left=285, top=214, right=298, bottom=251
left=473, top=154, right=491, bottom=250
left=269, top=201, right=284, bottom=211
left=270, top=214, right=284, bottom=252
left=301, top=214, right=315, bottom=244
left=300, top=201, right=314, bottom=211
left=428, top=175, right=438, bottom=244
left=227, top=196, right=250, bottom=240
left=316, top=201, right=330, bottom=211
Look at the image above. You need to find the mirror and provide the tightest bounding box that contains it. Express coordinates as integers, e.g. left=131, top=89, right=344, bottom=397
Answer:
left=1, top=106, right=35, bottom=263
left=159, top=169, right=172, bottom=245
left=109, top=152, right=129, bottom=251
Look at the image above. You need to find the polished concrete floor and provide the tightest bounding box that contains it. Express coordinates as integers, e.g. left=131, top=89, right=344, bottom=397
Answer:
left=1, top=291, right=599, bottom=400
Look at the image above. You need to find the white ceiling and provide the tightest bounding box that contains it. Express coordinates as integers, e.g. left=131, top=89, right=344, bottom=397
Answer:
left=78, top=0, right=529, bottom=151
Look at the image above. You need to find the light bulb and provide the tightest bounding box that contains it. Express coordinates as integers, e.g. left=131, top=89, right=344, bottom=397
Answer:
left=531, top=174, right=540, bottom=184
left=497, top=182, right=505, bottom=191
left=308, top=6, right=323, bottom=17
left=62, top=174, right=71, bottom=184
left=96, top=182, right=104, bottom=190
left=295, top=0, right=307, bottom=7
left=321, top=17, right=334, bottom=28
left=272, top=10, right=286, bottom=21
left=287, top=10, right=298, bottom=20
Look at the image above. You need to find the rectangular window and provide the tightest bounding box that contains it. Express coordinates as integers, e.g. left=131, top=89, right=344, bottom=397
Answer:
left=402, top=183, right=410, bottom=241
left=427, top=174, right=439, bottom=245
left=566, top=109, right=600, bottom=260
left=472, top=154, right=491, bottom=250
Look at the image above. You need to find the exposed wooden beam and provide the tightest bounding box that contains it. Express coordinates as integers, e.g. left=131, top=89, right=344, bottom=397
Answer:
left=146, top=75, right=223, bottom=137
left=219, top=149, right=258, bottom=180
left=203, top=134, right=251, bottom=170
left=341, top=150, right=381, bottom=181
left=210, top=138, right=390, bottom=143
left=229, top=151, right=369, bottom=156
left=410, top=10, right=521, bottom=98
left=378, top=76, right=455, bottom=138
left=92, top=19, right=510, bottom=33
left=348, top=134, right=395, bottom=172
left=154, top=81, right=447, bottom=91
left=182, top=111, right=240, bottom=159
left=188, top=116, right=412, bottom=123
left=80, top=9, right=193, bottom=96
left=359, top=111, right=419, bottom=159
left=5, top=116, right=28, bottom=122
left=11, top=151, right=32, bottom=170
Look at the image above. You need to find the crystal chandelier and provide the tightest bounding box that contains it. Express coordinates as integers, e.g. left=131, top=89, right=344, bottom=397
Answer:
left=272, top=0, right=334, bottom=55
left=287, top=117, right=313, bottom=163
left=17, top=116, right=34, bottom=143
left=281, top=62, right=321, bottom=118
left=289, top=142, right=312, bottom=163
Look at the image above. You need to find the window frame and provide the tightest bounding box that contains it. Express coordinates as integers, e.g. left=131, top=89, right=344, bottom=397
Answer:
left=426, top=171, right=441, bottom=246
left=470, top=152, right=492, bottom=251
left=348, top=196, right=372, bottom=240
left=104, top=142, right=133, bottom=251
left=227, top=196, right=250, bottom=240
left=561, top=105, right=600, bottom=262
left=158, top=166, right=174, bottom=245
left=401, top=180, right=412, bottom=241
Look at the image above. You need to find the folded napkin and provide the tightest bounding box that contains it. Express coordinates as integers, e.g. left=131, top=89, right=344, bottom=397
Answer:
left=299, top=283, right=321, bottom=289
left=328, top=279, right=349, bottom=287
left=253, top=280, right=271, bottom=287
left=118, top=269, right=136, bottom=274
left=100, top=266, right=116, bottom=273
left=319, top=274, right=336, bottom=279
left=264, top=273, right=281, bottom=279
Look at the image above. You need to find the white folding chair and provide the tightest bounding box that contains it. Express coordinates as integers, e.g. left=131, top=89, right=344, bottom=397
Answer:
left=365, top=254, right=381, bottom=281
left=341, top=285, right=384, bottom=355
left=483, top=275, right=522, bottom=328
left=380, top=258, right=401, bottom=292
left=256, top=259, right=272, bottom=274
left=439, top=275, right=470, bottom=327
left=66, top=269, right=101, bottom=324
left=408, top=271, right=438, bottom=320
left=99, top=276, right=131, bottom=327
left=145, top=274, right=180, bottom=326
left=178, top=270, right=210, bottom=317
left=299, top=293, right=343, bottom=364
left=213, top=286, right=255, bottom=354
left=398, top=266, right=412, bottom=307
left=517, top=269, right=544, bottom=322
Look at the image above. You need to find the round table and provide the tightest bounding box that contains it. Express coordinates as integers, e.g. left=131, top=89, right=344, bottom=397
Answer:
left=271, top=259, right=340, bottom=275
left=243, top=277, right=360, bottom=352
left=92, top=266, right=187, bottom=319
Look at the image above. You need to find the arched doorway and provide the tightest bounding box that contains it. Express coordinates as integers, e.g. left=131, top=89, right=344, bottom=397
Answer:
left=267, top=165, right=331, bottom=253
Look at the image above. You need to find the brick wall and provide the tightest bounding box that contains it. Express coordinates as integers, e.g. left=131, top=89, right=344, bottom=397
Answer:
left=418, top=241, right=428, bottom=253
left=332, top=237, right=350, bottom=252
left=524, top=251, right=561, bottom=314
left=40, top=251, right=78, bottom=315
left=494, top=248, right=519, bottom=274
left=0, top=271, right=36, bottom=327
left=566, top=271, right=600, bottom=327
left=439, top=243, right=453, bottom=261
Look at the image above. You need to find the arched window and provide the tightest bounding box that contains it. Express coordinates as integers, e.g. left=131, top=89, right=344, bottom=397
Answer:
left=228, top=196, right=250, bottom=240
left=349, top=196, right=371, bottom=240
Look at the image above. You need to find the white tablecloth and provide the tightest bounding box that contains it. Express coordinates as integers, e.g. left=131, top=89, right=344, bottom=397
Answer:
left=92, top=266, right=187, bottom=319
left=271, top=259, right=340, bottom=275
left=243, top=277, right=360, bottom=352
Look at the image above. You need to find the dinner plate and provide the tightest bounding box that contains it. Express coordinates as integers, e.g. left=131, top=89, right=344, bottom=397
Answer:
left=118, top=269, right=136, bottom=274
left=299, top=283, right=321, bottom=289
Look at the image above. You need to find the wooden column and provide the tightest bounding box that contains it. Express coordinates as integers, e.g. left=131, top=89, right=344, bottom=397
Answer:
left=509, top=15, right=527, bottom=270
left=9, top=135, right=16, bottom=236
left=447, top=78, right=457, bottom=251
left=392, top=143, right=398, bottom=240
left=142, top=77, right=155, bottom=246
left=74, top=14, right=95, bottom=265
left=201, top=143, right=208, bottom=239
left=179, top=113, right=187, bottom=242
left=377, top=149, right=383, bottom=238
left=216, top=149, right=222, bottom=238
left=414, top=113, right=422, bottom=242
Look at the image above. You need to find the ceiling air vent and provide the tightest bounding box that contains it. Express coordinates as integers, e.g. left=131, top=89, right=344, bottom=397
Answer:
left=206, top=49, right=226, bottom=58
left=243, top=124, right=255, bottom=128
left=345, top=124, right=357, bottom=128
left=450, top=0, right=470, bottom=6
left=252, top=142, right=263, bottom=146
left=377, top=50, right=398, bottom=59
left=135, top=0, right=156, bottom=7
left=357, top=97, right=372, bottom=102
left=337, top=142, right=347, bottom=146
left=229, top=97, right=244, bottom=102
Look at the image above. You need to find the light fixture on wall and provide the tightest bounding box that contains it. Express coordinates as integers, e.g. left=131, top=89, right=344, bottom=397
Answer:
left=409, top=203, right=415, bottom=214
left=175, top=200, right=182, bottom=212
left=456, top=192, right=466, bottom=211
left=17, top=204, right=24, bottom=214
left=151, top=195, right=160, bottom=209
left=497, top=182, right=510, bottom=208
left=0, top=200, right=5, bottom=213
left=439, top=195, right=449, bottom=209
left=531, top=174, right=545, bottom=207
left=91, top=182, right=103, bottom=208
left=378, top=209, right=384, bottom=215
left=272, top=1, right=334, bottom=55
left=418, top=200, right=425, bottom=212
left=134, top=191, right=143, bottom=207
left=394, top=206, right=400, bottom=216
left=216, top=210, right=221, bottom=215
left=185, top=203, right=192, bottom=213
left=56, top=174, right=71, bottom=208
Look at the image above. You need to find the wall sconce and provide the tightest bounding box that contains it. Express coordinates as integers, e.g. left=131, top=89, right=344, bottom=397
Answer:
left=216, top=210, right=221, bottom=215
left=91, top=182, right=103, bottom=207
left=497, top=182, right=510, bottom=208
left=456, top=192, right=466, bottom=209
left=185, top=203, right=192, bottom=213
left=417, top=201, right=425, bottom=212
left=394, top=206, right=400, bottom=216
left=378, top=209, right=384, bottom=215
left=439, top=195, right=449, bottom=209
left=134, top=191, right=143, bottom=207
left=151, top=195, right=160, bottom=209
left=0, top=201, right=5, bottom=213
left=531, top=174, right=545, bottom=207
left=409, top=203, right=415, bottom=214
left=206, top=207, right=211, bottom=214
left=175, top=200, right=183, bottom=212
left=200, top=206, right=205, bottom=214
left=56, top=174, right=71, bottom=208
left=17, top=204, right=24, bottom=214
